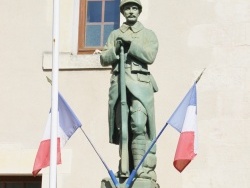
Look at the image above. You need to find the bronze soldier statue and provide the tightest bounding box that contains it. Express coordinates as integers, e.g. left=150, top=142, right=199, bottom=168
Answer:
left=100, top=0, right=159, bottom=182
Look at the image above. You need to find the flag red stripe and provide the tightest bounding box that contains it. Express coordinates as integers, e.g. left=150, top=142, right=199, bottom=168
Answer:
left=173, top=132, right=196, bottom=172
left=32, top=138, right=62, bottom=176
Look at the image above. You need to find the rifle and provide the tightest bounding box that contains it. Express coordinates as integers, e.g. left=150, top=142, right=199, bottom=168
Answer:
left=119, top=44, right=129, bottom=177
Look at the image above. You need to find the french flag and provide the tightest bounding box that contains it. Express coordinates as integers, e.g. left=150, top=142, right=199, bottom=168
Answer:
left=167, top=83, right=197, bottom=172
left=32, top=93, right=82, bottom=176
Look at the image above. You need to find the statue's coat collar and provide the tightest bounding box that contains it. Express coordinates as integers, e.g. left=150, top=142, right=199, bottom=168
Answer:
left=120, top=21, right=144, bottom=33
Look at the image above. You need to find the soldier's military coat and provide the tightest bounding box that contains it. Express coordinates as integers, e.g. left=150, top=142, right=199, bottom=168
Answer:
left=100, top=21, right=159, bottom=145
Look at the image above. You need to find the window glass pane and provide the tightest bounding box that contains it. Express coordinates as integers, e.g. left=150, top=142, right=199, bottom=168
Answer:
left=85, top=25, right=101, bottom=47
left=6, top=183, right=22, bottom=188
left=104, top=1, right=120, bottom=22
left=26, top=182, right=41, bottom=188
left=104, top=24, right=115, bottom=44
left=78, top=0, right=121, bottom=52
left=87, top=1, right=102, bottom=22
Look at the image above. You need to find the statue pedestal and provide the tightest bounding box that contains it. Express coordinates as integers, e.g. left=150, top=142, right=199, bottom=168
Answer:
left=101, top=177, right=159, bottom=188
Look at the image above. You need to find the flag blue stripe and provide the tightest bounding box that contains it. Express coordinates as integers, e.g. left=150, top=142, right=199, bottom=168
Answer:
left=167, top=83, right=197, bottom=133
left=58, top=93, right=82, bottom=138
left=189, top=85, right=197, bottom=106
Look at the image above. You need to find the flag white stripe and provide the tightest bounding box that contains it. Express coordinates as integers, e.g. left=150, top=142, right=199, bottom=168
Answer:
left=42, top=113, right=52, bottom=140
left=42, top=111, right=70, bottom=148
left=182, top=105, right=198, bottom=154
left=182, top=106, right=197, bottom=132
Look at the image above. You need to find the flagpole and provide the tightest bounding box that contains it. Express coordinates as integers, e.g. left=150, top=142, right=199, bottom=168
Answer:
left=80, top=128, right=120, bottom=188
left=50, top=0, right=60, bottom=187
left=126, top=123, right=168, bottom=188
left=195, top=68, right=206, bottom=84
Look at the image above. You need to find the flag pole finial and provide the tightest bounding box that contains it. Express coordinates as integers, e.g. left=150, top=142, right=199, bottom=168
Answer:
left=195, top=68, right=206, bottom=84
left=46, top=76, right=52, bottom=85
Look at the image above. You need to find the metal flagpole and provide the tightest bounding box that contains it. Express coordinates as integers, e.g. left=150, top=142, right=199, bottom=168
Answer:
left=80, top=128, right=120, bottom=188
left=50, top=0, right=60, bottom=187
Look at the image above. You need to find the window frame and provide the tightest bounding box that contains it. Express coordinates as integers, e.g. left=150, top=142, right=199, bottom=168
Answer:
left=78, top=0, right=93, bottom=54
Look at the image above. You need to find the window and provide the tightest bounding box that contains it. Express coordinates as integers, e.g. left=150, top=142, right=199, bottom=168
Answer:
left=0, top=176, right=42, bottom=188
left=78, top=0, right=120, bottom=54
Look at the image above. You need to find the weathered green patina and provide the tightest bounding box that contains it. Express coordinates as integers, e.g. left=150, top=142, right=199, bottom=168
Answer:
left=100, top=0, right=159, bottom=182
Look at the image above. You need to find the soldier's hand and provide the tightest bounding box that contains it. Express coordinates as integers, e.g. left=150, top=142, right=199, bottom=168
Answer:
left=116, top=36, right=132, bottom=54
left=117, top=36, right=132, bottom=45
left=115, top=39, right=123, bottom=54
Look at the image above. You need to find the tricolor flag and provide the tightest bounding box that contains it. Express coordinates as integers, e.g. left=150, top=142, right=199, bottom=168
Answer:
left=32, top=93, right=82, bottom=176
left=167, top=83, right=197, bottom=172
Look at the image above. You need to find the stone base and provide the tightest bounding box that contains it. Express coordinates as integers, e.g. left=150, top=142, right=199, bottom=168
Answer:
left=101, top=177, right=160, bottom=188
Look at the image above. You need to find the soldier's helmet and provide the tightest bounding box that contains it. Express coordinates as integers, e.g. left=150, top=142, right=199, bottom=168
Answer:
left=120, top=0, right=142, bottom=13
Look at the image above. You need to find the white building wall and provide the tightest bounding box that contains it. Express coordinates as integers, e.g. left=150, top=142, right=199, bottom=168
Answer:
left=0, top=0, right=250, bottom=187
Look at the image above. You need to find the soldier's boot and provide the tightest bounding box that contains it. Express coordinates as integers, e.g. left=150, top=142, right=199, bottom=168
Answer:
left=131, top=134, right=148, bottom=178
left=142, top=140, right=157, bottom=181
left=132, top=134, right=157, bottom=181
